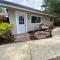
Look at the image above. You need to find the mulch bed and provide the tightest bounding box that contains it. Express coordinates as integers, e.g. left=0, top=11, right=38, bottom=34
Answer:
left=28, top=31, right=38, bottom=40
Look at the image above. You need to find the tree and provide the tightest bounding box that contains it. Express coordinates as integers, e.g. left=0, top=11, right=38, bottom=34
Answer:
left=41, top=0, right=48, bottom=12
left=42, top=0, right=60, bottom=26
left=42, top=0, right=60, bottom=16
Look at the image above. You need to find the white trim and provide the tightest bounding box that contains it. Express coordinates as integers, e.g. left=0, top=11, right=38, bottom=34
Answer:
left=25, top=12, right=27, bottom=32
left=30, top=15, right=42, bottom=24
left=0, top=3, right=54, bottom=17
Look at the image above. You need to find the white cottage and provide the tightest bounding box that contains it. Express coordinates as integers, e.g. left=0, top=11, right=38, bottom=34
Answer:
left=0, top=1, right=54, bottom=35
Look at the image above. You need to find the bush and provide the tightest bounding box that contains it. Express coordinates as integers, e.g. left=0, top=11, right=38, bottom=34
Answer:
left=0, top=22, right=14, bottom=44
left=0, top=22, right=12, bottom=37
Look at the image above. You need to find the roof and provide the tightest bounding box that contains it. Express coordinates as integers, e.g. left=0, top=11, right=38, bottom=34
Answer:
left=0, top=1, right=44, bottom=12
left=0, top=0, right=55, bottom=17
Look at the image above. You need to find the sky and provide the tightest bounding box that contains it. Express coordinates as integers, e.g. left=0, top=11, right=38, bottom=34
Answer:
left=5, top=0, right=43, bottom=10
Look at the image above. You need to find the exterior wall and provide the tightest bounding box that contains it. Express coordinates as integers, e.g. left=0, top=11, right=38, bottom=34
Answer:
left=8, top=8, right=17, bottom=35
left=8, top=8, right=27, bottom=35
left=42, top=15, right=53, bottom=27
left=27, top=12, right=43, bottom=31
left=27, top=12, right=54, bottom=32
left=8, top=8, right=53, bottom=35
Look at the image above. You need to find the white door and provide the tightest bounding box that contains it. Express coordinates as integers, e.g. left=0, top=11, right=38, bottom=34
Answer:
left=16, top=14, right=26, bottom=34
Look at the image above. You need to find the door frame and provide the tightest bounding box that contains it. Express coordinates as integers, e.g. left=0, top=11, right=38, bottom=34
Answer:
left=15, top=11, right=27, bottom=34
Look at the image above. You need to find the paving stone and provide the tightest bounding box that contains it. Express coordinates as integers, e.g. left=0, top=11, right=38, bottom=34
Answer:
left=15, top=33, right=30, bottom=42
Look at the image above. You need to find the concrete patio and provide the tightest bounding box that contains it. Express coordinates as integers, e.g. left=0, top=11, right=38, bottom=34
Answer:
left=0, top=27, right=60, bottom=60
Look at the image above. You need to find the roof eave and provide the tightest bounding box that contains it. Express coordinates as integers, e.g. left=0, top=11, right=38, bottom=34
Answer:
left=0, top=2, right=55, bottom=17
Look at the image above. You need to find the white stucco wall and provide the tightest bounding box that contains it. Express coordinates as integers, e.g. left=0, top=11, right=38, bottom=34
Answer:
left=27, top=12, right=43, bottom=31
left=8, top=9, right=27, bottom=35
left=27, top=12, right=54, bottom=32
left=8, top=8, right=17, bottom=35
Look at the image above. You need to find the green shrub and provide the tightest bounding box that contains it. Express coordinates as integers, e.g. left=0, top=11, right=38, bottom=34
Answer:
left=0, top=23, right=12, bottom=31
left=54, top=17, right=60, bottom=26
left=0, top=22, right=12, bottom=37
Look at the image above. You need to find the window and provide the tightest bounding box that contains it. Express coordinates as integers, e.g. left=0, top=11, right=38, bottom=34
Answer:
left=31, top=16, right=37, bottom=23
left=37, top=17, right=41, bottom=23
left=50, top=17, right=53, bottom=22
left=19, top=16, right=24, bottom=24
left=31, top=16, right=41, bottom=23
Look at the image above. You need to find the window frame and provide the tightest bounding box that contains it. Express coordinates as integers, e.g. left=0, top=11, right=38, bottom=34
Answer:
left=31, top=15, right=42, bottom=24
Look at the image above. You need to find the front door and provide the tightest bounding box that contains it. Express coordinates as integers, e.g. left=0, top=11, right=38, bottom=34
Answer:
left=16, top=14, right=26, bottom=34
